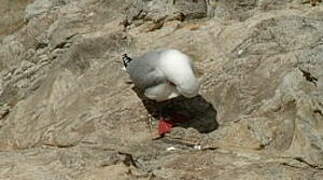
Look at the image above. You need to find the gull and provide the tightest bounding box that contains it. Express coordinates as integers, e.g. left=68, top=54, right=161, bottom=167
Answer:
left=122, top=49, right=200, bottom=136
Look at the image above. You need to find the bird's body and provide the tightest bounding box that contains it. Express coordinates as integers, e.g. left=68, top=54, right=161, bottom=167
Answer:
left=122, top=49, right=200, bottom=136
left=125, top=49, right=200, bottom=101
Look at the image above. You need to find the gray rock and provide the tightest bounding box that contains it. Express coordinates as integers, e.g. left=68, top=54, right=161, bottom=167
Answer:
left=25, top=0, right=67, bottom=21
left=124, top=0, right=207, bottom=29
left=0, top=0, right=323, bottom=179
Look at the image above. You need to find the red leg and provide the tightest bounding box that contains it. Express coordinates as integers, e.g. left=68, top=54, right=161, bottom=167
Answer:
left=158, top=117, right=175, bottom=135
left=158, top=112, right=189, bottom=136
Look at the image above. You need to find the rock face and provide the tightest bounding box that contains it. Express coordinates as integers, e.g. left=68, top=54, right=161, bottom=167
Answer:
left=1, top=0, right=323, bottom=179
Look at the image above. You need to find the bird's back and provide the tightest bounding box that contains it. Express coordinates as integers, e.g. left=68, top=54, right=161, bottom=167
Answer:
left=126, top=50, right=166, bottom=90
left=125, top=49, right=200, bottom=99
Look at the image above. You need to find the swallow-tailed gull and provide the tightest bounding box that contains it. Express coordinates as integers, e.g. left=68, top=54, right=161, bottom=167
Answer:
left=122, top=49, right=200, bottom=136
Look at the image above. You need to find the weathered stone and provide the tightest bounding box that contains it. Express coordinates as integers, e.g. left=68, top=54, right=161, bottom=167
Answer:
left=0, top=0, right=323, bottom=179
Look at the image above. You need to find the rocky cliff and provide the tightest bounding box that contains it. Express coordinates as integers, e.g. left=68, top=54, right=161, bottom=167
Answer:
left=1, top=0, right=323, bottom=179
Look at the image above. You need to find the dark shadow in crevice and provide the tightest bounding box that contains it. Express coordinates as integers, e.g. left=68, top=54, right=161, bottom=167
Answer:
left=132, top=87, right=218, bottom=133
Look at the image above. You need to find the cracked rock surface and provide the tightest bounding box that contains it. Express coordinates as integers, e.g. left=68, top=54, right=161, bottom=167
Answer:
left=1, top=0, right=323, bottom=179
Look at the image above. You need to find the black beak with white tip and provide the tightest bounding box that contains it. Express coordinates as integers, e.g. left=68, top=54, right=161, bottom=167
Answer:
left=122, top=54, right=133, bottom=68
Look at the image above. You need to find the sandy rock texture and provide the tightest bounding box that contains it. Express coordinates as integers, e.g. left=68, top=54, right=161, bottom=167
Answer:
left=1, top=0, right=323, bottom=179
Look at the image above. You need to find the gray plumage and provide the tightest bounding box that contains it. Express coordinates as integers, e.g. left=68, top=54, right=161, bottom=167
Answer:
left=124, top=49, right=200, bottom=102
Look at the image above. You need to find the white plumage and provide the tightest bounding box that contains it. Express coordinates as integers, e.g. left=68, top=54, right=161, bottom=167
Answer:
left=124, top=49, right=200, bottom=102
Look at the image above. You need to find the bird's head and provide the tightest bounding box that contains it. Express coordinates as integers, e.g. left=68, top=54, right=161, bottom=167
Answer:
left=122, top=54, right=133, bottom=71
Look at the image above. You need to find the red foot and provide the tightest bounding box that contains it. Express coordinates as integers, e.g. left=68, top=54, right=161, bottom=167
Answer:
left=158, top=113, right=189, bottom=136
left=158, top=118, right=175, bottom=135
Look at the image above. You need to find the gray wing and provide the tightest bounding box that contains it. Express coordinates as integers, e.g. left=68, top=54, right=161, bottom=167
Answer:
left=126, top=51, right=167, bottom=90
